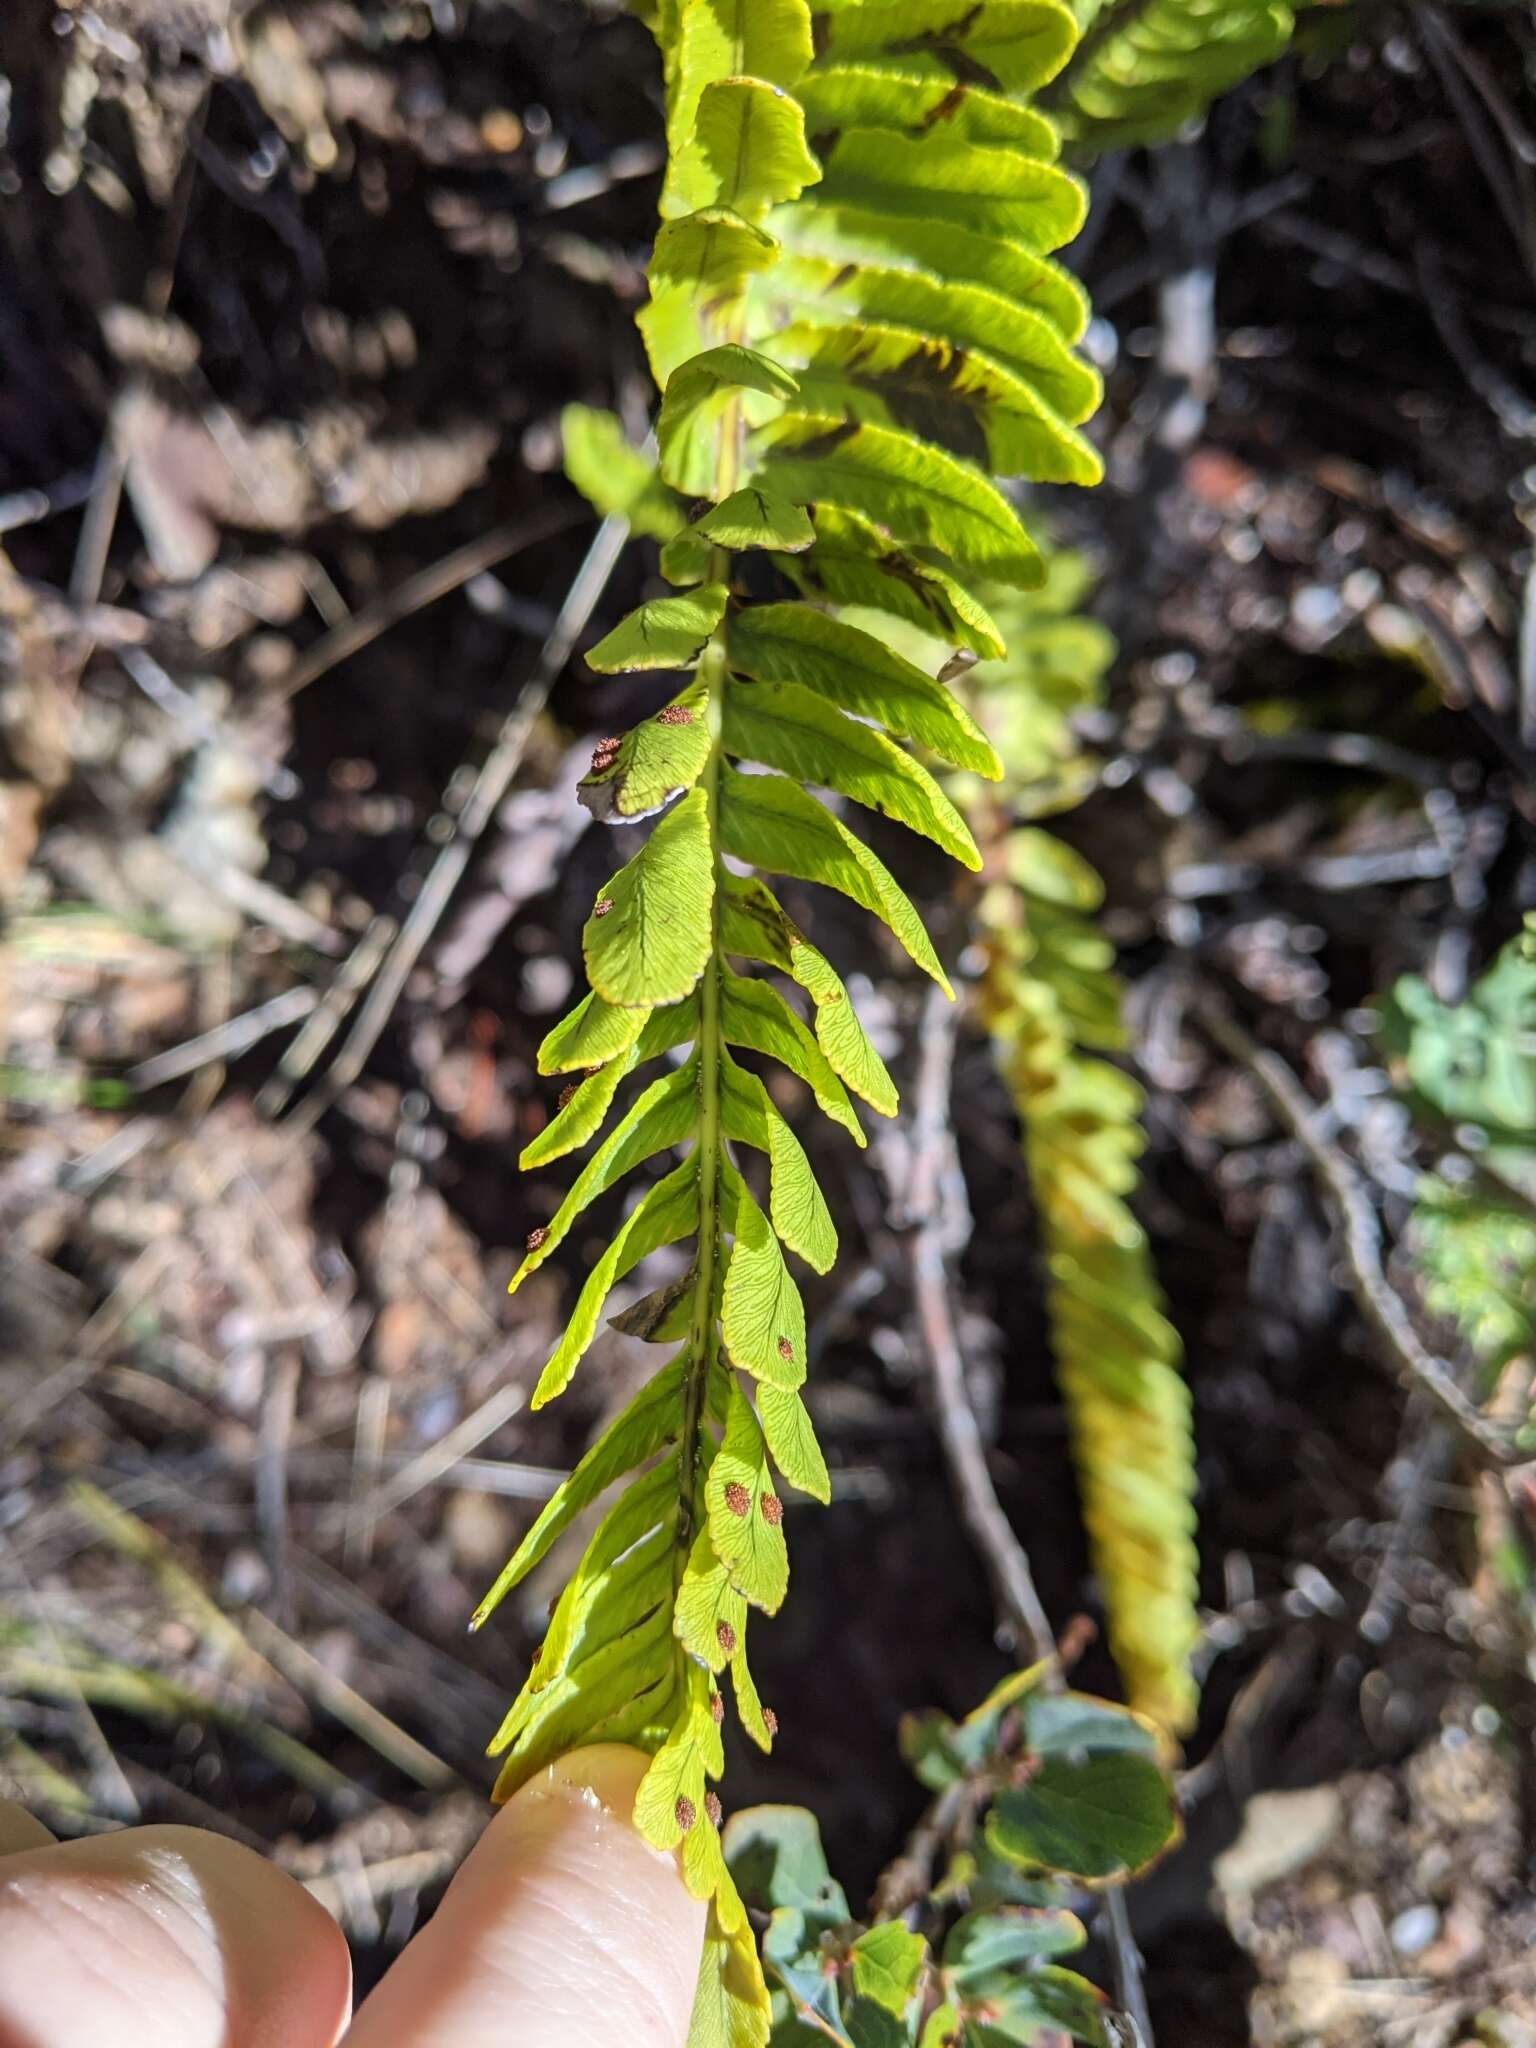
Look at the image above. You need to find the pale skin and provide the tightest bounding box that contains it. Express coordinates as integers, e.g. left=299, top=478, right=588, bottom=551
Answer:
left=0, top=1744, right=706, bottom=2048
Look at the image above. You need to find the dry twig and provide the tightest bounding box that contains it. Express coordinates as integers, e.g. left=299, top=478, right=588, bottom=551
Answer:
left=1194, top=990, right=1518, bottom=1466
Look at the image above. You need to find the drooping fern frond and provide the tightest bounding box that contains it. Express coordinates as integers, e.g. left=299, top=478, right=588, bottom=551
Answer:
left=1040, top=0, right=1294, bottom=154
left=474, top=5, right=1105, bottom=2040
left=970, top=560, right=1200, bottom=1737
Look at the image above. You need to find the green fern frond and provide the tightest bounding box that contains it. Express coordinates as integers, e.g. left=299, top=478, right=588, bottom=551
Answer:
left=972, top=571, right=1200, bottom=1738
left=479, top=4, right=1107, bottom=2037
left=1042, top=0, right=1294, bottom=154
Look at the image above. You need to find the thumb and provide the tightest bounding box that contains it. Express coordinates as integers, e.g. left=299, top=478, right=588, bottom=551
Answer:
left=344, top=1744, right=706, bottom=2048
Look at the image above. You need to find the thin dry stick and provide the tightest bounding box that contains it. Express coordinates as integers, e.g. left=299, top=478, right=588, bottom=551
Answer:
left=255, top=914, right=398, bottom=1119
left=288, top=512, right=630, bottom=1130
left=1194, top=990, right=1518, bottom=1466
left=346, top=1378, right=527, bottom=1550
left=273, top=505, right=582, bottom=701
left=904, top=984, right=1057, bottom=1664
left=899, top=983, right=1155, bottom=2047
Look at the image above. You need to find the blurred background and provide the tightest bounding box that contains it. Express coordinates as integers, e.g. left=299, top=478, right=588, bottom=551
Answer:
left=2, top=3, right=1536, bottom=2039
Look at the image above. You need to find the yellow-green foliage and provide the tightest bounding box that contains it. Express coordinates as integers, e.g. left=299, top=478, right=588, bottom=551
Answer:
left=972, top=562, right=1200, bottom=1736
left=476, top=5, right=1106, bottom=2038
left=1045, top=0, right=1294, bottom=153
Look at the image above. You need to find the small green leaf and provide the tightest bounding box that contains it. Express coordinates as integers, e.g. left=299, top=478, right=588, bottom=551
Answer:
left=676, top=1525, right=751, bottom=1672
left=782, top=319, right=1101, bottom=485
left=511, top=1061, right=699, bottom=1285
left=642, top=208, right=780, bottom=386
left=729, top=1641, right=777, bottom=1751
left=987, top=1752, right=1179, bottom=1883
left=719, top=766, right=951, bottom=994
left=979, top=1964, right=1113, bottom=2046
left=523, top=996, right=699, bottom=1167
left=783, top=503, right=1005, bottom=660
left=669, top=76, right=822, bottom=222
left=1006, top=828, right=1104, bottom=911
left=520, top=1050, right=630, bottom=1168
left=706, top=1378, right=790, bottom=1613
left=1022, top=1690, right=1169, bottom=1762
left=813, top=0, right=1078, bottom=97
left=942, top=1907, right=1087, bottom=1988
left=697, top=484, right=816, bottom=552
left=775, top=201, right=1089, bottom=349
left=850, top=1922, right=926, bottom=2016
left=532, top=1159, right=701, bottom=1406
left=727, top=603, right=999, bottom=778
left=658, top=346, right=800, bottom=496
left=723, top=677, right=981, bottom=869
left=561, top=405, right=684, bottom=539
left=723, top=1806, right=847, bottom=1916
left=636, top=1668, right=722, bottom=1850
left=721, top=1166, right=808, bottom=1387
left=470, top=1350, right=688, bottom=1628
left=920, top=2003, right=961, bottom=2048
left=661, top=486, right=814, bottom=586
left=663, top=0, right=813, bottom=179
left=688, top=1887, right=776, bottom=2048
left=537, top=989, right=649, bottom=1075
left=756, top=1383, right=830, bottom=1503
left=759, top=416, right=1042, bottom=588
left=721, top=874, right=899, bottom=1117
left=819, top=129, right=1085, bottom=252
left=586, top=585, right=729, bottom=673
left=795, top=64, right=1060, bottom=160
left=584, top=787, right=716, bottom=1007
left=580, top=682, right=713, bottom=821
left=764, top=1908, right=850, bottom=2043
left=721, top=1056, right=840, bottom=1273
left=721, top=967, right=862, bottom=1146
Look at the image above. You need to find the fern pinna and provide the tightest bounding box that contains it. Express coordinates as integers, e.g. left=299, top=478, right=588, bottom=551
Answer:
left=472, top=5, right=1101, bottom=2039
left=1043, top=0, right=1294, bottom=153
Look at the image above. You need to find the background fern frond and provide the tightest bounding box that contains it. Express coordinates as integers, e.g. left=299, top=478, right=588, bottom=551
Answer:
left=1042, top=0, right=1295, bottom=154
left=971, top=567, right=1201, bottom=1737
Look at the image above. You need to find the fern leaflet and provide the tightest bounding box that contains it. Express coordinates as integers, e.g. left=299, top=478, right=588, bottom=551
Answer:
left=1042, top=0, right=1294, bottom=153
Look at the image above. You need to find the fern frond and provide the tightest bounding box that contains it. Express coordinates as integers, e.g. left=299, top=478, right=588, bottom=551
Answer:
left=972, top=570, right=1200, bottom=1738
left=1041, top=0, right=1294, bottom=155
left=478, top=3, right=1107, bottom=2037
